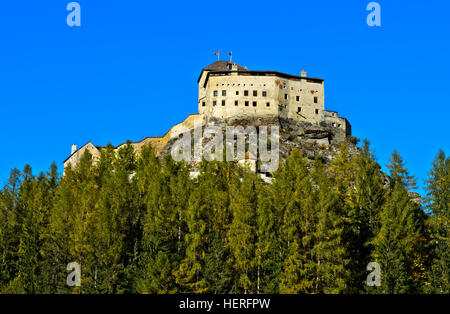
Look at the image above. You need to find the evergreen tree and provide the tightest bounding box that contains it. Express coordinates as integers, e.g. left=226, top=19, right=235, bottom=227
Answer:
left=349, top=140, right=386, bottom=292
left=371, top=151, right=426, bottom=293
left=278, top=149, right=316, bottom=293
left=136, top=149, right=189, bottom=293
left=425, top=150, right=449, bottom=293
left=387, top=150, right=417, bottom=190
left=174, top=160, right=232, bottom=293
left=255, top=178, right=282, bottom=293
left=311, top=159, right=349, bottom=293
left=227, top=167, right=258, bottom=293
left=0, top=169, right=22, bottom=293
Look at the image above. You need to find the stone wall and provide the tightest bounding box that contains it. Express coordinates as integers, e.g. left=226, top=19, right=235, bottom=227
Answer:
left=64, top=114, right=205, bottom=171
left=198, top=71, right=350, bottom=135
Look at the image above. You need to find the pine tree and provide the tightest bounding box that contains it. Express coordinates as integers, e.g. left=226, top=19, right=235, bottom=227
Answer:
left=0, top=169, right=22, bottom=293
left=278, top=149, right=316, bottom=293
left=311, top=159, right=349, bottom=293
left=387, top=150, right=417, bottom=190
left=349, top=140, right=386, bottom=292
left=227, top=167, right=258, bottom=293
left=136, top=150, right=189, bottom=293
left=13, top=165, right=57, bottom=293
left=425, top=150, right=449, bottom=293
left=255, top=178, right=282, bottom=293
left=174, top=160, right=232, bottom=293
left=52, top=150, right=98, bottom=293
left=89, top=143, right=132, bottom=293
left=371, top=151, right=426, bottom=293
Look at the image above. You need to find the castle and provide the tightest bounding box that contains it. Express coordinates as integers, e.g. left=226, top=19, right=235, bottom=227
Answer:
left=64, top=61, right=351, bottom=169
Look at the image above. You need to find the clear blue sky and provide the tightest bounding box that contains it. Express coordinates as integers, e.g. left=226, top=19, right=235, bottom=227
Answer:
left=0, top=1, right=449, bottom=197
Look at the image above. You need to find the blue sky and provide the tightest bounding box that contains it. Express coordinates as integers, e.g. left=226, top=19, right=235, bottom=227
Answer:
left=0, top=0, right=449, bottom=197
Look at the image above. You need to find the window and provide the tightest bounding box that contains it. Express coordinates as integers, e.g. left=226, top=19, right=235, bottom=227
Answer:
left=332, top=123, right=336, bottom=127
left=213, top=90, right=218, bottom=97
left=222, top=100, right=226, bottom=106
left=202, top=101, right=206, bottom=107
left=244, top=90, right=249, bottom=96
left=284, top=94, right=288, bottom=100
left=245, top=101, right=249, bottom=107
left=235, top=100, right=238, bottom=106
left=236, top=91, right=239, bottom=95
left=338, top=124, right=342, bottom=127
left=213, top=101, right=217, bottom=106
left=253, top=90, right=258, bottom=97
left=262, top=91, right=267, bottom=97
left=314, top=97, right=318, bottom=103
left=253, top=101, right=257, bottom=107
left=222, top=90, right=226, bottom=96
left=315, top=109, right=319, bottom=114
left=266, top=102, right=270, bottom=107
left=297, top=107, right=301, bottom=112
left=296, top=96, right=300, bottom=101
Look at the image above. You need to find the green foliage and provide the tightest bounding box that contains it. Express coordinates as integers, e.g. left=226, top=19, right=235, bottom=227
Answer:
left=425, top=150, right=450, bottom=293
left=0, top=143, right=445, bottom=294
left=370, top=151, right=427, bottom=293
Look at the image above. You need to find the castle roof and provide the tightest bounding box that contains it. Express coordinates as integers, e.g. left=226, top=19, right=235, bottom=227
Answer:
left=198, top=61, right=248, bottom=82
left=198, top=61, right=324, bottom=85
left=203, top=61, right=248, bottom=72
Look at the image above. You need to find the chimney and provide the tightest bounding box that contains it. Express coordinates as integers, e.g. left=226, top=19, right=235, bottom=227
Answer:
left=71, top=144, right=77, bottom=154
left=301, top=70, right=307, bottom=77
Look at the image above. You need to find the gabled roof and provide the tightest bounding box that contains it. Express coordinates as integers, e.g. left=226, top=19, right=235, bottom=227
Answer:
left=63, top=141, right=99, bottom=163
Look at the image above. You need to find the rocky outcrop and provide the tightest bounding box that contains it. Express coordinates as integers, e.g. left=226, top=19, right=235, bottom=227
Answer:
left=160, top=115, right=360, bottom=168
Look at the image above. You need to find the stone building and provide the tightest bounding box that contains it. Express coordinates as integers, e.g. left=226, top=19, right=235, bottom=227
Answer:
left=64, top=61, right=351, bottom=170
left=198, top=61, right=350, bottom=134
